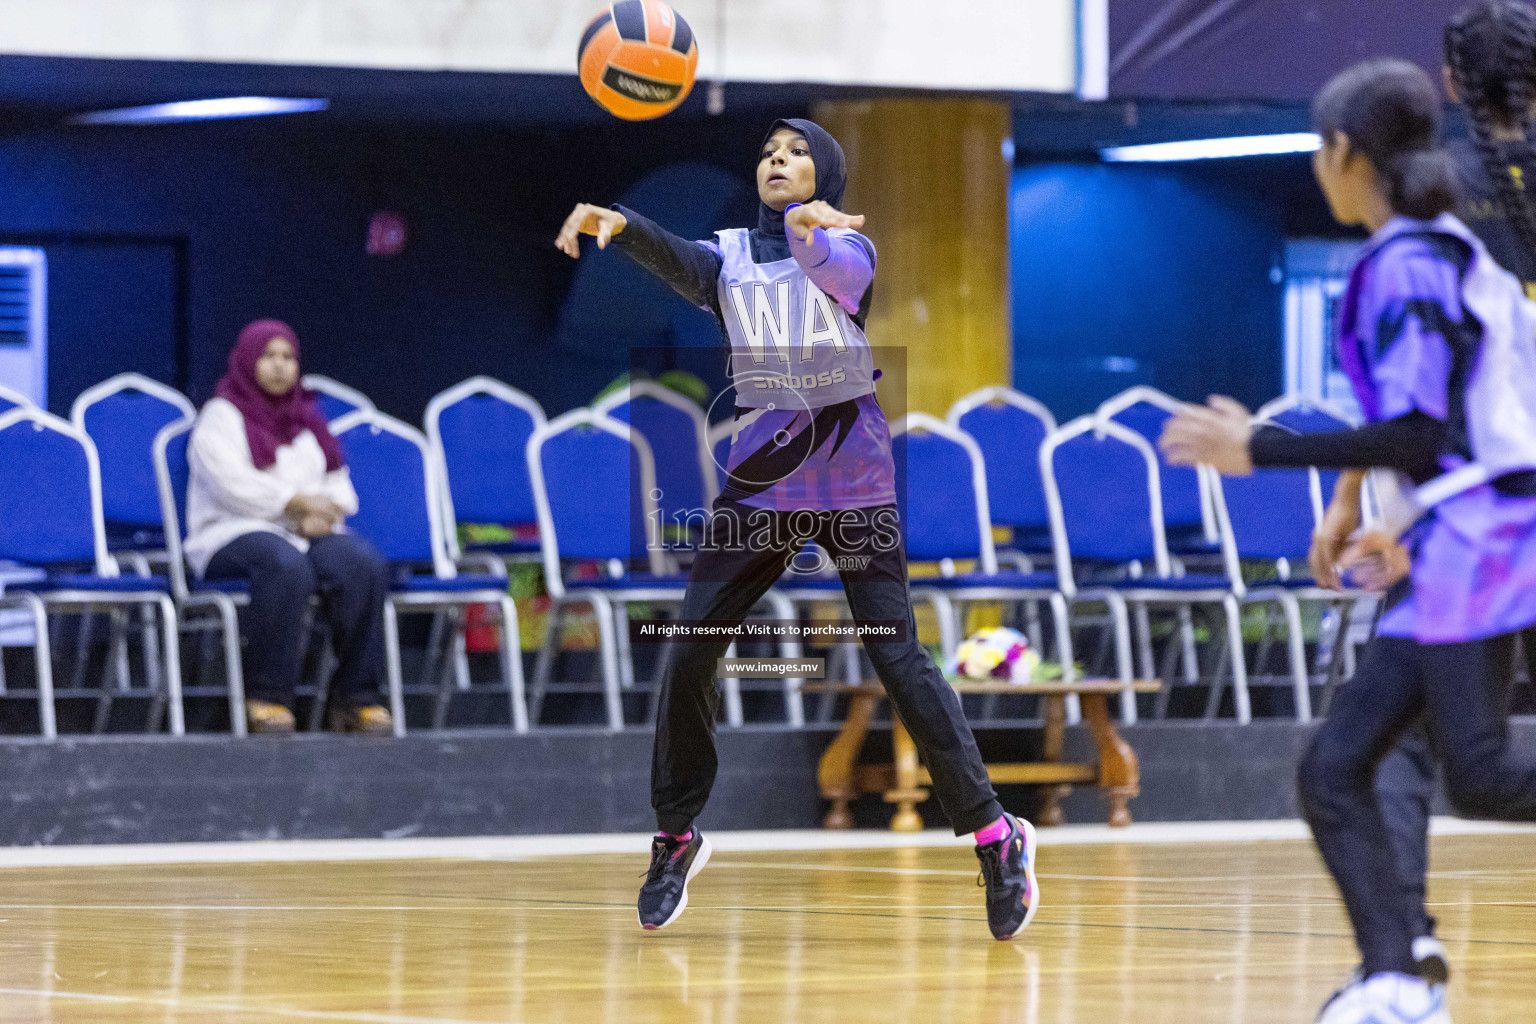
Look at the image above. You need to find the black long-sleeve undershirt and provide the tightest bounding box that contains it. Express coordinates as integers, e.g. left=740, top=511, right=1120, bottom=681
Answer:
left=1248, top=411, right=1445, bottom=485
left=608, top=204, right=723, bottom=316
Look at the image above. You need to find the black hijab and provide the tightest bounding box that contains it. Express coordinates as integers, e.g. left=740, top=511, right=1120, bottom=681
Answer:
left=754, top=118, right=847, bottom=261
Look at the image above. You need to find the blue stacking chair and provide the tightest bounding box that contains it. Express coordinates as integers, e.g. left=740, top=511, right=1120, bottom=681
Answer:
left=1097, top=387, right=1217, bottom=556
left=71, top=373, right=196, bottom=552
left=301, top=374, right=375, bottom=424
left=948, top=386, right=1058, bottom=559
left=1254, top=394, right=1357, bottom=520
left=528, top=408, right=803, bottom=730
left=1255, top=395, right=1357, bottom=436
left=593, top=382, right=718, bottom=545
left=0, top=382, right=33, bottom=415
left=1204, top=457, right=1337, bottom=722
left=1041, top=416, right=1250, bottom=723
left=0, top=408, right=184, bottom=737
left=1096, top=387, right=1222, bottom=693
left=425, top=376, right=547, bottom=565
left=67, top=375, right=194, bottom=702
left=331, top=410, right=527, bottom=735
left=893, top=414, right=1090, bottom=706
left=1206, top=401, right=1371, bottom=722
left=153, top=419, right=252, bottom=736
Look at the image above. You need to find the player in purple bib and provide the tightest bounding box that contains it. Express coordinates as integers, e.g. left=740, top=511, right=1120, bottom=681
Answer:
left=555, top=119, right=1038, bottom=939
left=1162, top=60, right=1536, bottom=1024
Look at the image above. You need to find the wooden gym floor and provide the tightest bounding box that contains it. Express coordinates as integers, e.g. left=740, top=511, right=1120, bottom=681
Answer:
left=0, top=828, right=1530, bottom=1023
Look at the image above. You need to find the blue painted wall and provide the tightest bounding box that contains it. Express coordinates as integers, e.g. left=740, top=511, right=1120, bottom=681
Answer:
left=1010, top=161, right=1288, bottom=419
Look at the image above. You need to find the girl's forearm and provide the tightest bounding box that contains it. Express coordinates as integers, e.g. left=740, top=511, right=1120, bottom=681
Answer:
left=784, top=210, right=873, bottom=313
left=1332, top=469, right=1366, bottom=515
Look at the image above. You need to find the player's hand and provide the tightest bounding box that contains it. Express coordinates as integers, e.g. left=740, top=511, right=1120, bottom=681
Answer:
left=1309, top=505, right=1359, bottom=591
left=1338, top=530, right=1411, bottom=593
left=555, top=203, right=627, bottom=257
left=785, top=200, right=865, bottom=240
left=1158, top=396, right=1255, bottom=475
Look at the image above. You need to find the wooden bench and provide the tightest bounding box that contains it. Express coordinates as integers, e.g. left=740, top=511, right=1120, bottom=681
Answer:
left=810, top=679, right=1163, bottom=832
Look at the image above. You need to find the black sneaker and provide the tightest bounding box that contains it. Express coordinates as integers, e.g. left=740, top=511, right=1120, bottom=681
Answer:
left=638, top=831, right=712, bottom=931
left=1411, top=935, right=1450, bottom=985
left=974, top=813, right=1040, bottom=940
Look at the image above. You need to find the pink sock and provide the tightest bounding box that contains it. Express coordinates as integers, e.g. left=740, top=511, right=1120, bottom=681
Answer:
left=974, top=816, right=1010, bottom=846
left=657, top=829, right=692, bottom=843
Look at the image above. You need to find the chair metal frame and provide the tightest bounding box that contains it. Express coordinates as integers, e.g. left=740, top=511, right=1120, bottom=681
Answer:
left=72, top=373, right=196, bottom=701
left=0, top=408, right=184, bottom=738
left=527, top=408, right=803, bottom=730
left=71, top=372, right=196, bottom=432
left=332, top=409, right=527, bottom=736
left=1094, top=387, right=1224, bottom=699
left=422, top=378, right=547, bottom=697
left=153, top=419, right=249, bottom=736
left=593, top=380, right=720, bottom=509
left=0, top=381, right=35, bottom=413
left=1095, top=385, right=1219, bottom=544
left=1040, top=415, right=1247, bottom=724
left=423, top=375, right=548, bottom=565
left=1253, top=393, right=1359, bottom=429
left=301, top=374, right=376, bottom=423
left=894, top=412, right=1084, bottom=722
left=947, top=385, right=1058, bottom=565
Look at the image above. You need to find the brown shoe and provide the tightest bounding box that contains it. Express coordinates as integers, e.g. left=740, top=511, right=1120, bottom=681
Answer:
left=329, top=705, right=393, bottom=735
left=245, top=699, right=295, bottom=734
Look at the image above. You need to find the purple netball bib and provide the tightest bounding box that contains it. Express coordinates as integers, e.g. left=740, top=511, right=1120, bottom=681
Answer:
left=714, top=228, right=877, bottom=410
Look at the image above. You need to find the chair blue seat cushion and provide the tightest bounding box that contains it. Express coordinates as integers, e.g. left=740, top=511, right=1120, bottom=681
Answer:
left=914, top=570, right=1059, bottom=590
left=19, top=574, right=171, bottom=593
left=997, top=525, right=1055, bottom=557
left=1102, top=573, right=1233, bottom=592
left=393, top=574, right=510, bottom=594
left=105, top=526, right=167, bottom=552
left=1166, top=524, right=1221, bottom=557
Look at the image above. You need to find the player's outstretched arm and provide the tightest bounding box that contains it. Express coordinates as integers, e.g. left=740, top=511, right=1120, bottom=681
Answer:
left=559, top=200, right=723, bottom=313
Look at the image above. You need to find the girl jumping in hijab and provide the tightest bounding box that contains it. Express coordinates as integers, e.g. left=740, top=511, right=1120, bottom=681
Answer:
left=555, top=119, right=1038, bottom=938
left=1161, top=60, right=1536, bottom=1024
left=186, top=320, right=393, bottom=736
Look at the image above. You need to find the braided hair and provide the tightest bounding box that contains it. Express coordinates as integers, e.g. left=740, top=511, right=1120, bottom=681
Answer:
left=1446, top=0, right=1536, bottom=265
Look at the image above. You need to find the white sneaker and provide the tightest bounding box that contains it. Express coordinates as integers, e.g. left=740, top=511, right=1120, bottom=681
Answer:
left=1317, top=972, right=1450, bottom=1024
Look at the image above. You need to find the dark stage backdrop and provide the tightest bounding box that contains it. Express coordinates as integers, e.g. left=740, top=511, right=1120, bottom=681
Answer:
left=0, top=62, right=781, bottom=422
left=1110, top=0, right=1468, bottom=101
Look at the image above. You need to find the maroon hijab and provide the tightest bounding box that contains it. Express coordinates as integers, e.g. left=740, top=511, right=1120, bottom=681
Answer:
left=215, top=319, right=344, bottom=471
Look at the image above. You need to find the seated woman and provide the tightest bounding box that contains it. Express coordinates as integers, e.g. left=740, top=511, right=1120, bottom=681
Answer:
left=184, top=319, right=393, bottom=735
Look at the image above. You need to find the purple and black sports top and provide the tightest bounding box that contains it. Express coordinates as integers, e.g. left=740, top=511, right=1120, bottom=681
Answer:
left=611, top=201, right=895, bottom=512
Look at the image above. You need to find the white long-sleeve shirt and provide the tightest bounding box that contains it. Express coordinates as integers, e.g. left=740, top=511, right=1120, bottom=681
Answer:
left=183, top=397, right=359, bottom=577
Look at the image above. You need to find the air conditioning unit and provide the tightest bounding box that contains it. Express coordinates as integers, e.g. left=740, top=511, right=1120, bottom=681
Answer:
left=0, top=247, right=46, bottom=406
left=1283, top=239, right=1360, bottom=421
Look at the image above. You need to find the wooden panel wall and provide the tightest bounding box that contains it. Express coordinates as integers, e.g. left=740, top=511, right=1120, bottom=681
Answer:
left=812, top=98, right=1012, bottom=417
